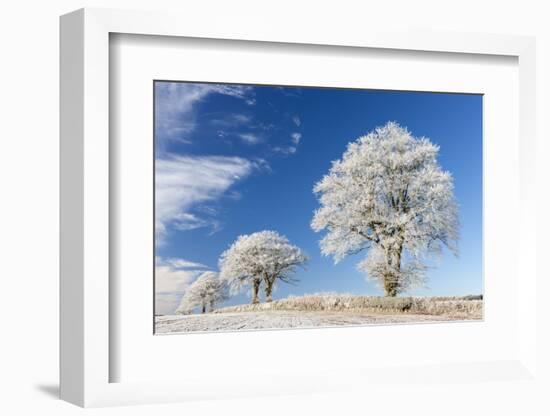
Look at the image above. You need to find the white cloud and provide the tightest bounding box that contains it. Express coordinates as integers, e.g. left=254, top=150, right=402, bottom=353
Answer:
left=155, top=292, right=185, bottom=316
left=273, top=133, right=301, bottom=155
left=157, top=257, right=208, bottom=269
left=292, top=116, right=301, bottom=126
left=211, top=113, right=252, bottom=128
left=155, top=83, right=255, bottom=143
left=251, top=157, right=272, bottom=173
left=238, top=133, right=262, bottom=145
left=155, top=155, right=254, bottom=240
left=233, top=114, right=252, bottom=123
left=213, top=115, right=267, bottom=146
left=155, top=256, right=208, bottom=315
left=273, top=146, right=297, bottom=155
left=291, top=132, right=302, bottom=145
left=155, top=266, right=199, bottom=293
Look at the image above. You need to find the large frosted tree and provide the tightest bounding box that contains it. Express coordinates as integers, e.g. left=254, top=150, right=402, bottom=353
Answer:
left=311, top=122, right=459, bottom=296
left=176, top=271, right=227, bottom=314
left=219, top=231, right=308, bottom=303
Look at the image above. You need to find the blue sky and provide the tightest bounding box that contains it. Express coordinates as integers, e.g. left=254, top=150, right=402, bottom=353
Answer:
left=154, top=81, right=483, bottom=315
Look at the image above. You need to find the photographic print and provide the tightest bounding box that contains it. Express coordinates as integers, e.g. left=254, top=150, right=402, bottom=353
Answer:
left=154, top=81, right=483, bottom=334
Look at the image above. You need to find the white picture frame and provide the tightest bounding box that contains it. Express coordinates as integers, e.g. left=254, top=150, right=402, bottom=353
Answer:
left=60, top=7, right=538, bottom=408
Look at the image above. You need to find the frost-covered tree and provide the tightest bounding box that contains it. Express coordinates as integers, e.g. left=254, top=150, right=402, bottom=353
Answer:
left=175, top=271, right=228, bottom=314
left=219, top=231, right=308, bottom=303
left=312, top=122, right=459, bottom=296
left=175, top=294, right=194, bottom=315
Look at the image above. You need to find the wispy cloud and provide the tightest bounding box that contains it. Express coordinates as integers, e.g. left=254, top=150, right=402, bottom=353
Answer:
left=252, top=157, right=272, bottom=173
left=157, top=257, right=209, bottom=270
left=292, top=116, right=301, bottom=126
left=272, top=132, right=302, bottom=155
left=155, top=155, right=254, bottom=241
left=291, top=132, right=302, bottom=145
left=273, top=146, right=297, bottom=155
left=210, top=113, right=272, bottom=148
left=211, top=113, right=252, bottom=128
left=155, top=83, right=255, bottom=144
left=212, top=114, right=268, bottom=146
left=155, top=256, right=209, bottom=314
left=238, top=133, right=262, bottom=145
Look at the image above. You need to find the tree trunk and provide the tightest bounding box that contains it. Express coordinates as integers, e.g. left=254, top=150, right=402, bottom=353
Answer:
left=264, top=277, right=275, bottom=302
left=383, top=244, right=403, bottom=297
left=251, top=279, right=260, bottom=304
left=383, top=276, right=398, bottom=297
left=209, top=300, right=215, bottom=312
left=201, top=303, right=206, bottom=313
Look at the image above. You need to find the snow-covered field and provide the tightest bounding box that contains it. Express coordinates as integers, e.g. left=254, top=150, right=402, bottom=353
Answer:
left=156, top=294, right=482, bottom=334
left=155, top=310, right=473, bottom=334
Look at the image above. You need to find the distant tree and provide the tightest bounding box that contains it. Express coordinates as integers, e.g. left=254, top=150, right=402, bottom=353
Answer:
left=219, top=231, right=308, bottom=303
left=311, top=122, right=459, bottom=296
left=175, top=296, right=194, bottom=315
left=176, top=271, right=227, bottom=314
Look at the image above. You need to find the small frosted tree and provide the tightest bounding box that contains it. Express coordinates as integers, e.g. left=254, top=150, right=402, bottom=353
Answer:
left=219, top=231, right=308, bottom=303
left=176, top=271, right=227, bottom=314
left=175, top=295, right=194, bottom=315
left=311, top=122, right=459, bottom=296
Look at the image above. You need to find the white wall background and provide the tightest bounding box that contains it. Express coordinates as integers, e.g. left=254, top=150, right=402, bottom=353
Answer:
left=0, top=0, right=548, bottom=414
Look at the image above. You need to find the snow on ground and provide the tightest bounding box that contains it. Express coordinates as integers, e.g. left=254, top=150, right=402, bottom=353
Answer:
left=155, top=310, right=472, bottom=334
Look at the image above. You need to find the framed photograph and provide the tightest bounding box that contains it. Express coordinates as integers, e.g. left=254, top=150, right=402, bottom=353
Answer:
left=60, top=8, right=538, bottom=408
left=152, top=80, right=484, bottom=335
